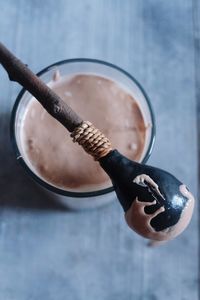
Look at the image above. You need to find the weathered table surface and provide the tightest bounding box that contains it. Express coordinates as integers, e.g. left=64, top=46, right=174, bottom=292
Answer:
left=0, top=1, right=199, bottom=299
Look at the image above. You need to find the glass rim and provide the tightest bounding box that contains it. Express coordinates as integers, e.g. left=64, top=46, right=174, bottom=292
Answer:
left=10, top=58, right=156, bottom=198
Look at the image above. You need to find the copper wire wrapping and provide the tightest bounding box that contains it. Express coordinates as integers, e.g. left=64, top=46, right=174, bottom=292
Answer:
left=70, top=121, right=112, bottom=160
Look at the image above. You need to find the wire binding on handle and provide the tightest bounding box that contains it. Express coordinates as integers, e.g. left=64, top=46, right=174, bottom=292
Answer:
left=70, top=121, right=112, bottom=160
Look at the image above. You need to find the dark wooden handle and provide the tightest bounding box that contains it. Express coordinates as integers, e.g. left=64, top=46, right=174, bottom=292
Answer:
left=0, top=42, right=83, bottom=132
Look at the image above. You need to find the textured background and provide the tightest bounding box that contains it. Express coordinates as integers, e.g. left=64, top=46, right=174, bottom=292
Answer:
left=0, top=0, right=199, bottom=299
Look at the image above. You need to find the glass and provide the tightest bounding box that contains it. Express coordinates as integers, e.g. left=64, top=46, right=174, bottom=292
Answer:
left=10, top=59, right=155, bottom=209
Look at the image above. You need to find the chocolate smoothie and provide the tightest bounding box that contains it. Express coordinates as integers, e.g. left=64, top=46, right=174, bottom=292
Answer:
left=20, top=74, right=147, bottom=192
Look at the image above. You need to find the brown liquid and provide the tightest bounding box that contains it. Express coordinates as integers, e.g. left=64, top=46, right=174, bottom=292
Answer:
left=21, top=74, right=147, bottom=191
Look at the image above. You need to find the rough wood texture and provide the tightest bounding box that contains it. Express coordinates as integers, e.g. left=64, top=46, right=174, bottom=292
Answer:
left=0, top=1, right=198, bottom=300
left=0, top=42, right=83, bottom=132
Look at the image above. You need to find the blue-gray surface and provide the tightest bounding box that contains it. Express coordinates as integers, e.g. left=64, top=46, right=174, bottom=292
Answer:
left=0, top=0, right=199, bottom=299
